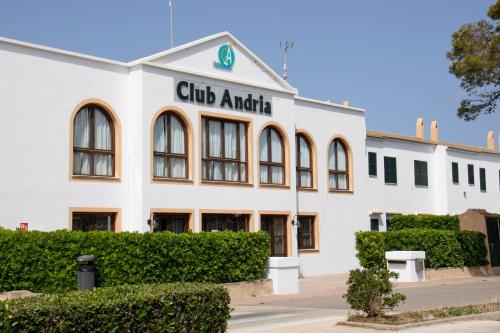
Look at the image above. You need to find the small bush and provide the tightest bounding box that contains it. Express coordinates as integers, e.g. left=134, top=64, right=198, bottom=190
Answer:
left=0, top=283, right=230, bottom=332
left=389, top=215, right=459, bottom=231
left=456, top=231, right=488, bottom=266
left=355, top=231, right=385, bottom=269
left=343, top=268, right=406, bottom=317
left=0, top=230, right=270, bottom=293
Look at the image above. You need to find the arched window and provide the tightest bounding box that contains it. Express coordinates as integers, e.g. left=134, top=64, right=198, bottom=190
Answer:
left=328, top=139, right=349, bottom=190
left=153, top=112, right=188, bottom=179
left=260, top=126, right=284, bottom=184
left=296, top=134, right=312, bottom=188
left=73, top=105, right=114, bottom=176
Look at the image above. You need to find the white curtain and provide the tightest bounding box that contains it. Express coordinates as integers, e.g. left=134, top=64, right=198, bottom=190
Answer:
left=299, top=136, right=310, bottom=168
left=201, top=118, right=207, bottom=158
left=224, top=122, right=237, bottom=158
left=300, top=171, right=311, bottom=187
left=328, top=142, right=336, bottom=170
left=73, top=152, right=90, bottom=175
left=240, top=164, right=246, bottom=182
left=337, top=142, right=347, bottom=171
left=259, top=129, right=268, bottom=161
left=239, top=123, right=246, bottom=161
left=337, top=174, right=348, bottom=189
left=171, top=158, right=186, bottom=178
left=154, top=115, right=167, bottom=153
left=270, top=129, right=283, bottom=163
left=209, top=120, right=221, bottom=157
left=154, top=156, right=166, bottom=177
left=271, top=166, right=284, bottom=184
left=224, top=162, right=239, bottom=181
left=94, top=154, right=112, bottom=176
left=260, top=165, right=268, bottom=183
left=94, top=109, right=111, bottom=150
left=74, top=108, right=90, bottom=148
left=171, top=115, right=185, bottom=154
left=208, top=161, right=223, bottom=180
left=328, top=173, right=337, bottom=189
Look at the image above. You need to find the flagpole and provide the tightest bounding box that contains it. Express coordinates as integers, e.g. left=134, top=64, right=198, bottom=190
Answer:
left=169, top=0, right=174, bottom=48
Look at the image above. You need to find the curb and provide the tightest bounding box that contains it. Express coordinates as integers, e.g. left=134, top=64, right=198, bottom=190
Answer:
left=337, top=311, right=500, bottom=331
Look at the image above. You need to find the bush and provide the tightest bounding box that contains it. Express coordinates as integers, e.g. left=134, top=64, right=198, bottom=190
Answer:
left=456, top=231, right=488, bottom=266
left=343, top=268, right=406, bottom=317
left=356, top=229, right=487, bottom=269
left=0, top=230, right=270, bottom=293
left=0, top=283, right=230, bottom=332
left=389, top=215, right=459, bottom=231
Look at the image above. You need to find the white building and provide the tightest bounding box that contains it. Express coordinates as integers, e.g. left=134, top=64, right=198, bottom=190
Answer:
left=0, top=32, right=499, bottom=276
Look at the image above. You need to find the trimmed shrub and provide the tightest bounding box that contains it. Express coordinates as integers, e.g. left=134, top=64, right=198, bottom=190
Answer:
left=0, top=283, right=230, bottom=332
left=456, top=231, right=488, bottom=266
left=355, top=231, right=385, bottom=269
left=384, top=229, right=464, bottom=268
left=343, top=268, right=406, bottom=318
left=388, top=214, right=459, bottom=231
left=0, top=230, right=270, bottom=293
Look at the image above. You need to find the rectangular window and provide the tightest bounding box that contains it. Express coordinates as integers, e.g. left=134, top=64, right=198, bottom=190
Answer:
left=414, top=160, right=428, bottom=187
left=468, top=164, right=475, bottom=185
left=72, top=212, right=116, bottom=232
left=370, top=218, right=379, bottom=231
left=452, top=162, right=459, bottom=184
left=202, top=214, right=249, bottom=232
left=480, top=168, right=487, bottom=191
left=297, top=216, right=315, bottom=250
left=201, top=117, right=247, bottom=183
left=384, top=156, right=397, bottom=184
left=261, top=215, right=287, bottom=257
left=368, top=152, right=377, bottom=176
left=386, top=216, right=392, bottom=231
left=153, top=213, right=189, bottom=233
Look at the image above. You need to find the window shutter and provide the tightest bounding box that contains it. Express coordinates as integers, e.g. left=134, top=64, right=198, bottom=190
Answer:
left=480, top=168, right=487, bottom=191
left=384, top=157, right=397, bottom=184
left=468, top=164, right=474, bottom=185
left=368, top=152, right=377, bottom=176
left=452, top=162, right=459, bottom=184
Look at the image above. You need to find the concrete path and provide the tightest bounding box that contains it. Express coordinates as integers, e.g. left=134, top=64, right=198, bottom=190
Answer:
left=229, top=274, right=500, bottom=332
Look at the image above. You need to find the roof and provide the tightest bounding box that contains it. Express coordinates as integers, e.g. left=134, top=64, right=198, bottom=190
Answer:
left=367, top=130, right=500, bottom=156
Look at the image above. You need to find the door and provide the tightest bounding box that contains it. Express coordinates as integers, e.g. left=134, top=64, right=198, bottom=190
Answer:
left=486, top=218, right=500, bottom=266
left=261, top=216, right=287, bottom=257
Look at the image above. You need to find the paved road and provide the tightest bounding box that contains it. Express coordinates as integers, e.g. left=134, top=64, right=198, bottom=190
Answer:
left=229, top=275, right=500, bottom=333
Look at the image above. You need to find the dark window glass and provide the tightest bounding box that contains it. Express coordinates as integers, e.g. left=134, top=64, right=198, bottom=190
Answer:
left=297, top=216, right=315, bottom=250
left=468, top=164, right=475, bottom=185
left=384, top=156, right=397, bottom=184
left=370, top=218, right=379, bottom=231
left=202, top=214, right=249, bottom=232
left=261, top=215, right=286, bottom=256
left=72, top=213, right=115, bottom=232
left=73, top=105, right=114, bottom=177
left=201, top=117, right=247, bottom=183
left=296, top=134, right=312, bottom=188
left=153, top=112, right=188, bottom=179
left=480, top=168, right=487, bottom=191
left=414, top=160, right=428, bottom=186
left=452, top=162, right=459, bottom=184
left=368, top=152, right=377, bottom=176
left=154, top=214, right=188, bottom=233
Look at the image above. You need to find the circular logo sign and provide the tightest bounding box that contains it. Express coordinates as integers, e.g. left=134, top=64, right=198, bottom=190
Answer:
left=216, top=44, right=235, bottom=70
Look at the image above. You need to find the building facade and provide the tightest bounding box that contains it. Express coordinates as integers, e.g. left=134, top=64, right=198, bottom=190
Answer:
left=1, top=32, right=499, bottom=276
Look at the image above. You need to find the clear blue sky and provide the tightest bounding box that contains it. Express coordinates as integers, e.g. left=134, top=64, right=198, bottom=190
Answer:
left=1, top=0, right=498, bottom=147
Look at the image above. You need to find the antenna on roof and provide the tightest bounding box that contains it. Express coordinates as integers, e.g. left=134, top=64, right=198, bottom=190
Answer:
left=280, top=41, right=293, bottom=81
left=169, top=0, right=174, bottom=48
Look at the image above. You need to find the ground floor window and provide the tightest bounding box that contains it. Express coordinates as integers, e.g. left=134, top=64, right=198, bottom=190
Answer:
left=297, top=216, right=315, bottom=250
left=153, top=213, right=189, bottom=233
left=202, top=214, right=249, bottom=232
left=370, top=218, right=379, bottom=231
left=261, top=215, right=287, bottom=256
left=72, top=212, right=116, bottom=232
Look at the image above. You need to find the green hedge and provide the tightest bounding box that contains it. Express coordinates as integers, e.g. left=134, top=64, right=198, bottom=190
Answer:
left=0, top=283, right=230, bottom=332
left=0, top=230, right=269, bottom=293
left=388, top=214, right=459, bottom=231
left=356, top=229, right=487, bottom=269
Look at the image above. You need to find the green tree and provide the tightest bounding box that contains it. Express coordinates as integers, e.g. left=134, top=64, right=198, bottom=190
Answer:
left=447, top=0, right=500, bottom=120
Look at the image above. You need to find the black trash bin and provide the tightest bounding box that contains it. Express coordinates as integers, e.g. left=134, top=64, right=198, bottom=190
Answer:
left=77, top=255, right=96, bottom=291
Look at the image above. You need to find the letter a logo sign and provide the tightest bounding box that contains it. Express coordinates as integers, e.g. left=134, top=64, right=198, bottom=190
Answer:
left=213, top=44, right=235, bottom=71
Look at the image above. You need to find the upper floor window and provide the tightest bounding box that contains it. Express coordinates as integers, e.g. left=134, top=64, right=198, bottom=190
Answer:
left=468, top=164, right=475, bottom=185
left=296, top=134, right=312, bottom=188
left=73, top=105, right=114, bottom=177
left=328, top=139, right=349, bottom=190
left=384, top=156, right=397, bottom=184
left=452, top=162, right=459, bottom=184
left=480, top=167, right=487, bottom=191
left=153, top=112, right=188, bottom=179
left=260, top=127, right=285, bottom=185
left=201, top=117, right=247, bottom=182
left=414, top=160, right=428, bottom=187
left=368, top=152, right=377, bottom=177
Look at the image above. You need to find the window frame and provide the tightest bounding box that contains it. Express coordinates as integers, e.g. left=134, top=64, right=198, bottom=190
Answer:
left=297, top=215, right=318, bottom=251
left=152, top=213, right=189, bottom=233
left=260, top=126, right=285, bottom=185
left=69, top=208, right=121, bottom=232
left=414, top=160, right=428, bottom=187
left=368, top=152, right=377, bottom=177
left=261, top=215, right=288, bottom=257
left=384, top=156, right=397, bottom=185
left=296, top=134, right=313, bottom=189
left=370, top=218, right=380, bottom=231
left=72, top=104, right=115, bottom=178
left=153, top=111, right=189, bottom=180
left=452, top=162, right=459, bottom=184
left=201, top=116, right=249, bottom=183
left=328, top=139, right=350, bottom=191
left=201, top=213, right=250, bottom=232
